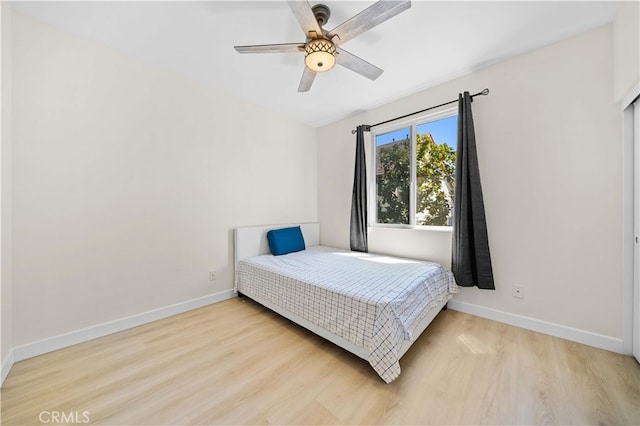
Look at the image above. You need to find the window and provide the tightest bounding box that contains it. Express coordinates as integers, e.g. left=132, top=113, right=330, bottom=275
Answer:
left=373, top=109, right=458, bottom=227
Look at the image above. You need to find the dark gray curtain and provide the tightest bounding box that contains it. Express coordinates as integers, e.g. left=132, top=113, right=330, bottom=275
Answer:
left=452, top=92, right=494, bottom=289
left=350, top=125, right=368, bottom=252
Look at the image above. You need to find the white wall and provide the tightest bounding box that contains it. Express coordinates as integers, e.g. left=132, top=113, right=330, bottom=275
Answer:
left=1, top=0, right=13, bottom=378
left=613, top=0, right=639, bottom=103
left=11, top=13, right=317, bottom=348
left=319, top=25, right=622, bottom=342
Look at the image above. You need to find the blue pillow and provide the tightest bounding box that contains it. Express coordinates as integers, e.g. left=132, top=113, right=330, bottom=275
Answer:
left=267, top=226, right=306, bottom=256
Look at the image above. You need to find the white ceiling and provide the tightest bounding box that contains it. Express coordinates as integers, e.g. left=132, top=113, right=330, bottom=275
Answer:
left=10, top=1, right=617, bottom=128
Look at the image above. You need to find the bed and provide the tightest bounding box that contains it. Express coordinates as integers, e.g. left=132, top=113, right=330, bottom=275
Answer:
left=234, top=223, right=458, bottom=383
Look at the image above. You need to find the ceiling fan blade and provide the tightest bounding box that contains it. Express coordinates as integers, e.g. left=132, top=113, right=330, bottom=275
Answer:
left=298, top=67, right=317, bottom=92
left=234, top=43, right=304, bottom=54
left=288, top=0, right=323, bottom=38
left=336, top=48, right=383, bottom=81
left=328, top=0, right=411, bottom=46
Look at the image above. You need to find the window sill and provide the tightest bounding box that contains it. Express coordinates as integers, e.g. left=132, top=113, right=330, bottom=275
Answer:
left=369, top=224, right=453, bottom=233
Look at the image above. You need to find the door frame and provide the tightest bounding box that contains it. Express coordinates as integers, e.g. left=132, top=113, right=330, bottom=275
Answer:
left=633, top=98, right=640, bottom=361
left=622, top=85, right=640, bottom=361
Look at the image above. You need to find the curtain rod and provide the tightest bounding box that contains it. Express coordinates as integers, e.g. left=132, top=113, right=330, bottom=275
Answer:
left=350, top=88, right=489, bottom=134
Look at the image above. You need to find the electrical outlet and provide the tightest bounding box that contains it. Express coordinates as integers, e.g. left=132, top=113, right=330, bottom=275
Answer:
left=209, top=271, right=217, bottom=281
left=512, top=286, right=524, bottom=299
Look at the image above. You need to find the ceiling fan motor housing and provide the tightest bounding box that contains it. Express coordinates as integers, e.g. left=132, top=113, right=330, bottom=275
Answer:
left=312, top=4, right=330, bottom=26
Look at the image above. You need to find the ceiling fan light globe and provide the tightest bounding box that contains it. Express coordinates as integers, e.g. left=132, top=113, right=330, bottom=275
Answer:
left=304, top=39, right=336, bottom=72
left=305, top=51, right=336, bottom=72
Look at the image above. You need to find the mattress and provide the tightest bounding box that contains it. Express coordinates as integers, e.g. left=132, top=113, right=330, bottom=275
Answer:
left=235, top=245, right=458, bottom=383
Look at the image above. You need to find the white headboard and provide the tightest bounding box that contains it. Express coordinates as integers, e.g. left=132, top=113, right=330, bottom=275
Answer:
left=234, top=223, right=320, bottom=268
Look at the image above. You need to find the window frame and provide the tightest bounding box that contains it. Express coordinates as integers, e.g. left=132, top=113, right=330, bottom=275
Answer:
left=369, top=106, right=458, bottom=230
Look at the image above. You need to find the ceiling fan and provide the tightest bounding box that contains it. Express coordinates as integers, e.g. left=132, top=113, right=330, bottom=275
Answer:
left=234, top=0, right=411, bottom=92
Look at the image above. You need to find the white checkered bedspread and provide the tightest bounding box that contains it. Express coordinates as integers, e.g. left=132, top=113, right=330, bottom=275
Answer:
left=235, top=245, right=459, bottom=383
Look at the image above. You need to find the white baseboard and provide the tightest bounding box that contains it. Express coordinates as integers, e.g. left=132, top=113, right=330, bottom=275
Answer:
left=12, top=290, right=236, bottom=364
left=448, top=300, right=625, bottom=355
left=1, top=349, right=15, bottom=385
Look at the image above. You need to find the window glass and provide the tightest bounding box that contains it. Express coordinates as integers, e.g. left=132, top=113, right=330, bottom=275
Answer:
left=416, top=115, right=457, bottom=226
left=375, top=127, right=410, bottom=224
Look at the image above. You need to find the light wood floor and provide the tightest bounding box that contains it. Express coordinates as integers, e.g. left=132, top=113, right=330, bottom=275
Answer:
left=2, top=297, right=639, bottom=425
